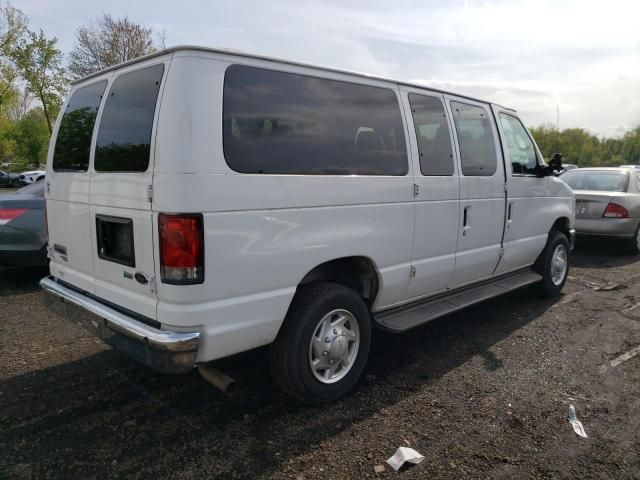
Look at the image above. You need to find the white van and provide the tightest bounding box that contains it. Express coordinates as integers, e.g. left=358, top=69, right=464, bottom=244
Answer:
left=41, top=46, right=575, bottom=403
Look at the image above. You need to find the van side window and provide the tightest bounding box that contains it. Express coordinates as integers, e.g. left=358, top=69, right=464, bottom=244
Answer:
left=450, top=102, right=497, bottom=176
left=223, top=65, right=408, bottom=175
left=499, top=113, right=538, bottom=174
left=94, top=64, right=164, bottom=172
left=53, top=81, right=107, bottom=172
left=408, top=94, right=453, bottom=176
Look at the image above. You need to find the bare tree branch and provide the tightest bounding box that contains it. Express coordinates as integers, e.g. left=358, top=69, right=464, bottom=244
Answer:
left=68, top=14, right=156, bottom=79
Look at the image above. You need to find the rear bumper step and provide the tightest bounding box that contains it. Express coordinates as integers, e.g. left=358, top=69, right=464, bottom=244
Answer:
left=40, top=276, right=199, bottom=373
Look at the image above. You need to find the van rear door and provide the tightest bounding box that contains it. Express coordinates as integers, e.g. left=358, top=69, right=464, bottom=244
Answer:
left=89, top=62, right=166, bottom=320
left=47, top=80, right=108, bottom=294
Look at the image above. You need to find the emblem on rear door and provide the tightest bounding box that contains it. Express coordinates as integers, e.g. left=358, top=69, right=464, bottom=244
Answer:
left=134, top=272, right=149, bottom=285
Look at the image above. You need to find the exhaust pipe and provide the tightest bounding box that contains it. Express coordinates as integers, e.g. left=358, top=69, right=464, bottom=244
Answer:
left=198, top=365, right=237, bottom=395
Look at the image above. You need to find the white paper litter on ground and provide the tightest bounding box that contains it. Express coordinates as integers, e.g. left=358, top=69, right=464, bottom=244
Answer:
left=386, top=447, right=425, bottom=471
left=568, top=404, right=588, bottom=438
left=610, top=345, right=640, bottom=368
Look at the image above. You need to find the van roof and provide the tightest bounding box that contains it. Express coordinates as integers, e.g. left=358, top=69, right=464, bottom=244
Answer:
left=71, top=44, right=516, bottom=112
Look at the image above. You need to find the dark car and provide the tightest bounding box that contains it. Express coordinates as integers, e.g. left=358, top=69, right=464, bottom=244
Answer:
left=0, top=180, right=47, bottom=266
left=0, top=170, right=19, bottom=187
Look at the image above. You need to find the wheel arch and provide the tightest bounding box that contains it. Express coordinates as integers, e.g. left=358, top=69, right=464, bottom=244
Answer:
left=297, top=256, right=380, bottom=308
left=550, top=216, right=571, bottom=237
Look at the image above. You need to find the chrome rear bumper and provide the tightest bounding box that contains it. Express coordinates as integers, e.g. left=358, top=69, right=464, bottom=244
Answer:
left=40, top=276, right=199, bottom=373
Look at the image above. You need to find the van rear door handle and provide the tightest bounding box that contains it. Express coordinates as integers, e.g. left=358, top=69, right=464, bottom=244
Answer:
left=462, top=206, right=471, bottom=236
left=507, top=202, right=513, bottom=228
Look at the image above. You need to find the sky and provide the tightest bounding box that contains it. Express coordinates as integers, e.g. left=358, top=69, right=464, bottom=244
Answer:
left=17, top=0, right=640, bottom=137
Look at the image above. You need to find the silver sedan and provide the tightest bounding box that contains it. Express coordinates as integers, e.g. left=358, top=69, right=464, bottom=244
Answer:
left=560, top=167, right=640, bottom=254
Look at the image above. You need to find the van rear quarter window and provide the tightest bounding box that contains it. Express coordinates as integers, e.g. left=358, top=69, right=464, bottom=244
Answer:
left=223, top=65, right=408, bottom=175
left=53, top=81, right=107, bottom=172
left=94, top=64, right=164, bottom=172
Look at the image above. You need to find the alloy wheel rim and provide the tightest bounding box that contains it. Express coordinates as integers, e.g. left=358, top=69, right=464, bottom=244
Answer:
left=308, top=309, right=360, bottom=384
left=550, top=244, right=568, bottom=286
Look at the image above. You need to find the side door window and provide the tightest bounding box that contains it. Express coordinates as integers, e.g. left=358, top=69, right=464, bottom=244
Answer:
left=498, top=113, right=538, bottom=174
left=408, top=94, right=453, bottom=176
left=450, top=102, right=497, bottom=176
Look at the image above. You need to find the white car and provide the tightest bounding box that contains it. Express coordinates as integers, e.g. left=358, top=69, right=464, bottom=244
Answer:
left=41, top=46, right=575, bottom=403
left=18, top=170, right=45, bottom=185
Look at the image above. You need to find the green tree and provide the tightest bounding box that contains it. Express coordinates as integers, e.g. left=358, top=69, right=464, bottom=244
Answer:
left=12, top=29, right=67, bottom=133
left=0, top=4, right=27, bottom=55
left=529, top=125, right=640, bottom=167
left=11, top=107, right=49, bottom=168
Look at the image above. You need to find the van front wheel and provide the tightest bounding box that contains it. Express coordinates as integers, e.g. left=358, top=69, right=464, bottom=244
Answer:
left=269, top=282, right=371, bottom=404
left=533, top=230, right=569, bottom=297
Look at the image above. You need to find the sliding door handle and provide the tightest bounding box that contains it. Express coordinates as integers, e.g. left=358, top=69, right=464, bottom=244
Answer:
left=462, top=205, right=471, bottom=236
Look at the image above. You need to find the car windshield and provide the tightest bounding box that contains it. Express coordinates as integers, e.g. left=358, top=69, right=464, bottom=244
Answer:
left=561, top=170, right=629, bottom=192
left=16, top=180, right=45, bottom=197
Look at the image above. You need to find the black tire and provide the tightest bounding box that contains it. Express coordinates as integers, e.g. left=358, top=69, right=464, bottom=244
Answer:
left=269, top=282, right=371, bottom=404
left=627, top=224, right=640, bottom=255
left=532, top=230, right=570, bottom=298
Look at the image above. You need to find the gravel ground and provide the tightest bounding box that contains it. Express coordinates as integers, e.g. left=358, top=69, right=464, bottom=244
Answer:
left=1, top=239, right=639, bottom=479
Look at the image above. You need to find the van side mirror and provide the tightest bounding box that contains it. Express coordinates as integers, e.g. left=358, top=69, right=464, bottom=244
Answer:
left=535, top=152, right=564, bottom=177
left=548, top=152, right=563, bottom=172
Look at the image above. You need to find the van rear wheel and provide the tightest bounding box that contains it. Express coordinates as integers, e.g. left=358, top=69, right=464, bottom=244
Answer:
left=269, top=282, right=371, bottom=404
left=533, top=230, right=569, bottom=297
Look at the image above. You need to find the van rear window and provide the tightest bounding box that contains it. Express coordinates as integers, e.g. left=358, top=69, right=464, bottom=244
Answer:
left=223, top=65, right=408, bottom=175
left=94, top=64, right=164, bottom=172
left=53, top=81, right=107, bottom=172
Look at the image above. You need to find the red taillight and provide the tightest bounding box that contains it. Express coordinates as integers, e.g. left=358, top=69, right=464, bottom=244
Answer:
left=603, top=202, right=628, bottom=218
left=0, top=208, right=28, bottom=225
left=158, top=213, right=204, bottom=284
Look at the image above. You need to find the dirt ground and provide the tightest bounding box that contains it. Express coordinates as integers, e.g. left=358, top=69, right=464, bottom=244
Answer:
left=1, top=239, right=639, bottom=479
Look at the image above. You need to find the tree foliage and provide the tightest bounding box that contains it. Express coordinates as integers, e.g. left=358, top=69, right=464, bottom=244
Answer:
left=11, top=107, right=49, bottom=167
left=11, top=29, right=66, bottom=133
left=0, top=4, right=27, bottom=55
left=68, top=14, right=155, bottom=79
left=529, top=125, right=640, bottom=167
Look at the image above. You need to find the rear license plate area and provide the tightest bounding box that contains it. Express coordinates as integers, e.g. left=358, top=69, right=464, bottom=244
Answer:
left=96, top=215, right=135, bottom=267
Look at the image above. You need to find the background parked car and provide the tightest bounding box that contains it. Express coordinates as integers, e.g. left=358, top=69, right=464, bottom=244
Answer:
left=560, top=167, right=640, bottom=253
left=0, top=170, right=19, bottom=187
left=17, top=170, right=45, bottom=186
left=0, top=180, right=47, bottom=266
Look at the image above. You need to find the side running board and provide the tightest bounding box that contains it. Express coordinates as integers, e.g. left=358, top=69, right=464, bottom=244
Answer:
left=374, top=269, right=542, bottom=333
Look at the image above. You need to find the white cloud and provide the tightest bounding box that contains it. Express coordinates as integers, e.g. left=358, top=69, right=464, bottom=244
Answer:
left=18, top=0, right=640, bottom=136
